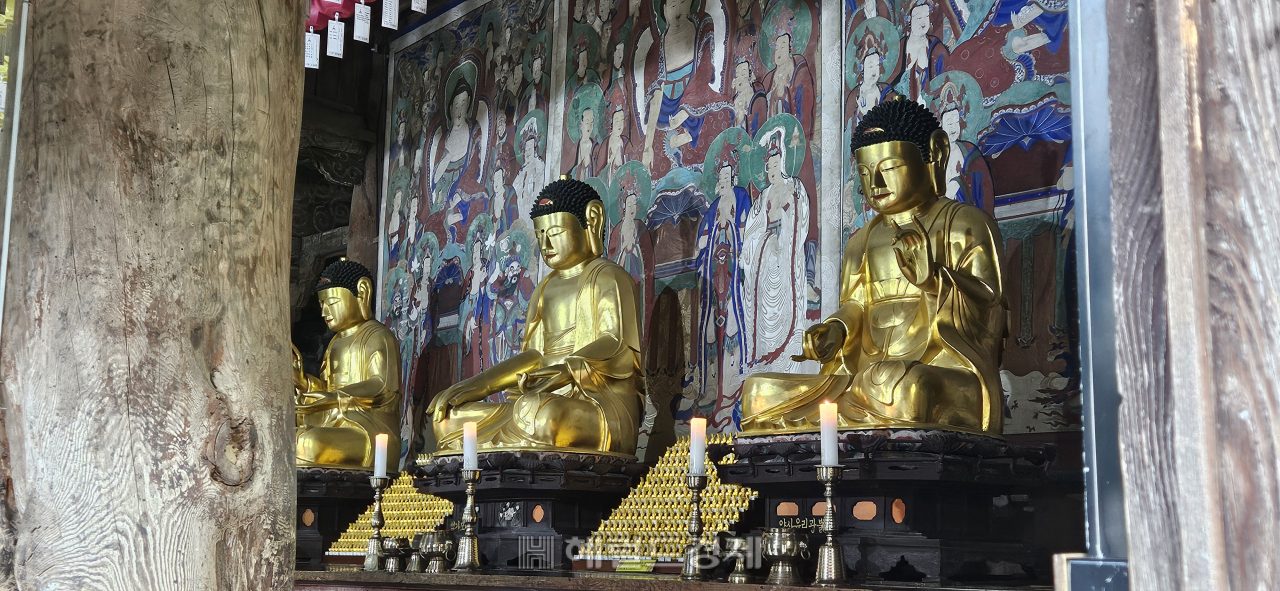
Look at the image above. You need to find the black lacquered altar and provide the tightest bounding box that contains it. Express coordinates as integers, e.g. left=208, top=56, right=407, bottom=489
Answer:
left=719, top=430, right=1063, bottom=585
left=414, top=451, right=648, bottom=570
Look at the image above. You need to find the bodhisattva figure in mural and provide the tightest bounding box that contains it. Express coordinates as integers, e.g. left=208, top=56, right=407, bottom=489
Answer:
left=296, top=260, right=403, bottom=469
left=515, top=121, right=546, bottom=223
left=429, top=79, right=481, bottom=208
left=428, top=178, right=645, bottom=456
left=638, top=0, right=726, bottom=169
left=741, top=129, right=810, bottom=370
left=739, top=99, right=1007, bottom=436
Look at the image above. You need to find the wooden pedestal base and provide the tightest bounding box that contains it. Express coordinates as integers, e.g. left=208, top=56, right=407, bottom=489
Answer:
left=414, top=452, right=645, bottom=570
left=720, top=429, right=1073, bottom=586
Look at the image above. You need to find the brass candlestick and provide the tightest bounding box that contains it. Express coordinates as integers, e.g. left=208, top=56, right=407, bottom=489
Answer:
left=680, top=473, right=709, bottom=581
left=364, top=476, right=392, bottom=572
left=813, top=465, right=845, bottom=586
left=452, top=468, right=482, bottom=572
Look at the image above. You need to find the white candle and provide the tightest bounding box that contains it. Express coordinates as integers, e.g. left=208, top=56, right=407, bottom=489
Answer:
left=463, top=421, right=479, bottom=471
left=820, top=401, right=838, bottom=466
left=374, top=433, right=389, bottom=478
left=689, top=417, right=707, bottom=475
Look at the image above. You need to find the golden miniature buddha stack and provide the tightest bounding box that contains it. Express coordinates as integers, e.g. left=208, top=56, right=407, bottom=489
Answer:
left=579, top=433, right=757, bottom=561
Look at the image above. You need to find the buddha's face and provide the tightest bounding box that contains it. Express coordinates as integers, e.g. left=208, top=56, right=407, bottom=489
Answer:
left=941, top=109, right=961, bottom=141
left=614, top=43, right=626, bottom=68
left=611, top=109, right=626, bottom=134
left=716, top=164, right=734, bottom=194
left=624, top=193, right=638, bottom=218
left=580, top=109, right=595, bottom=139
left=496, top=112, right=508, bottom=138
left=534, top=212, right=595, bottom=270
left=318, top=286, right=367, bottom=332
left=910, top=4, right=929, bottom=36
left=494, top=168, right=506, bottom=193
left=766, top=153, right=783, bottom=183
left=862, top=53, right=881, bottom=84
left=855, top=140, right=935, bottom=215
left=664, top=0, right=693, bottom=22
left=733, top=61, right=751, bottom=90
left=775, top=34, right=791, bottom=60
left=451, top=91, right=469, bottom=123
left=525, top=138, right=539, bottom=161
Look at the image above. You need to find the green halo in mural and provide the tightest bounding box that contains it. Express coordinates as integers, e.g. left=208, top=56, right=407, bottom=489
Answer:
left=413, top=231, right=442, bottom=279
left=605, top=161, right=653, bottom=226
left=389, top=165, right=413, bottom=201
left=463, top=213, right=495, bottom=265
left=845, top=16, right=901, bottom=90
left=699, top=127, right=753, bottom=197
left=515, top=109, right=548, bottom=166
left=759, top=0, right=812, bottom=72
left=523, top=31, right=550, bottom=83
left=496, top=226, right=536, bottom=271
left=565, top=23, right=602, bottom=77
left=442, top=59, right=480, bottom=128
left=744, top=113, right=806, bottom=191
left=927, top=71, right=988, bottom=144
left=476, top=10, right=504, bottom=50
left=652, top=0, right=704, bottom=35
left=567, top=83, right=605, bottom=143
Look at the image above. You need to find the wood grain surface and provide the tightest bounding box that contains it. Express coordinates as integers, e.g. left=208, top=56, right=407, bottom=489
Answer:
left=0, top=0, right=304, bottom=589
left=1119, top=0, right=1280, bottom=588
left=1106, top=0, right=1179, bottom=589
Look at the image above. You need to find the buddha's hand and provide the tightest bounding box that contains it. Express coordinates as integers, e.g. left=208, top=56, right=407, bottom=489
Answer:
left=792, top=321, right=845, bottom=363
left=890, top=215, right=938, bottom=290
left=428, top=382, right=485, bottom=423
left=516, top=364, right=573, bottom=396
left=295, top=391, right=337, bottom=413
left=291, top=344, right=307, bottom=393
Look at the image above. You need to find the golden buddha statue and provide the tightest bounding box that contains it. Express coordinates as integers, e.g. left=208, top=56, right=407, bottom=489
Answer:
left=428, top=178, right=645, bottom=457
left=740, top=99, right=1007, bottom=437
left=295, top=260, right=403, bottom=469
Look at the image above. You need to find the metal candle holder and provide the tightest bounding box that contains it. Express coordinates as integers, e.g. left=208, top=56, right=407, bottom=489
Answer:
left=813, top=465, right=845, bottom=586
left=363, top=476, right=392, bottom=572
left=681, top=473, right=709, bottom=581
left=452, top=468, right=482, bottom=572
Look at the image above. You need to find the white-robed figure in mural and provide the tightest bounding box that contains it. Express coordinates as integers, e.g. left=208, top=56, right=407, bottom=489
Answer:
left=741, top=126, right=810, bottom=372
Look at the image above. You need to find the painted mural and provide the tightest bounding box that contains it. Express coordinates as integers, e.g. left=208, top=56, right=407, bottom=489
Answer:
left=842, top=0, right=1077, bottom=433
left=381, top=0, right=553, bottom=465
left=381, top=0, right=1078, bottom=461
left=559, top=0, right=827, bottom=437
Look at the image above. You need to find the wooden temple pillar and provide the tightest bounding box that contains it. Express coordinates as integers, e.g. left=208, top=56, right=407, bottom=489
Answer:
left=1106, top=0, right=1280, bottom=589
left=0, top=0, right=304, bottom=588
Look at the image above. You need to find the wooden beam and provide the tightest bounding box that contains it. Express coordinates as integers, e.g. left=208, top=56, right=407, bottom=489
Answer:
left=0, top=0, right=304, bottom=588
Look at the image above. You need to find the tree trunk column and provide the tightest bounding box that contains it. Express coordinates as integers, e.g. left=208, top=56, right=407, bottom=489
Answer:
left=0, top=1, right=304, bottom=589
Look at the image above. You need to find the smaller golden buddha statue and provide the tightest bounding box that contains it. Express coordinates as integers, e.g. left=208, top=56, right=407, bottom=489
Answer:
left=740, top=99, right=1007, bottom=436
left=295, top=260, right=403, bottom=469
left=427, top=178, right=645, bottom=457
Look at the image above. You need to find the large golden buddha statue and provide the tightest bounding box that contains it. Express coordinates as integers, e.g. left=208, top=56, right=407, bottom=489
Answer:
left=740, top=99, right=1007, bottom=437
left=428, top=178, right=645, bottom=457
left=295, top=260, right=403, bottom=469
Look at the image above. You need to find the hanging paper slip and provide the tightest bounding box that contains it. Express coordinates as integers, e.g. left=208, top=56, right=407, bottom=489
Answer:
left=354, top=3, right=371, bottom=42
left=326, top=19, right=344, bottom=58
left=305, top=30, right=320, bottom=69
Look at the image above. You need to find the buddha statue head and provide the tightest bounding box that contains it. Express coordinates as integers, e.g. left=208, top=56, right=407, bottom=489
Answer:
left=314, top=260, right=375, bottom=333
left=530, top=177, right=607, bottom=269
left=851, top=98, right=950, bottom=215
